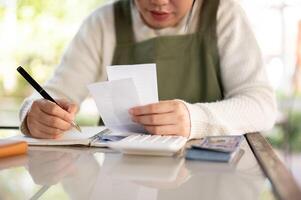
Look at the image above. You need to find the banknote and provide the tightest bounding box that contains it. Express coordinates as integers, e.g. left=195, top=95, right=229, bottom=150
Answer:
left=192, top=135, right=243, bottom=153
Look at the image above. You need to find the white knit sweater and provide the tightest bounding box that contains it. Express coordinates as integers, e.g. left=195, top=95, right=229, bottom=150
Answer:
left=19, top=0, right=277, bottom=139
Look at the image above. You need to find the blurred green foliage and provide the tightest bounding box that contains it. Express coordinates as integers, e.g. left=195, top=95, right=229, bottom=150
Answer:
left=0, top=5, right=4, bottom=19
left=269, top=91, right=301, bottom=152
left=267, top=95, right=301, bottom=152
left=16, top=0, right=103, bottom=20
left=0, top=0, right=108, bottom=126
left=10, top=0, right=106, bottom=97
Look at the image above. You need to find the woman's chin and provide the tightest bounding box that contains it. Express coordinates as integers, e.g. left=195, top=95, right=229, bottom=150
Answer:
left=145, top=20, right=177, bottom=29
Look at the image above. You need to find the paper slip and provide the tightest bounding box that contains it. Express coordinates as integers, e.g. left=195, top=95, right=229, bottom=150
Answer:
left=88, top=64, right=158, bottom=134
left=107, top=64, right=158, bottom=105
left=88, top=78, right=145, bottom=133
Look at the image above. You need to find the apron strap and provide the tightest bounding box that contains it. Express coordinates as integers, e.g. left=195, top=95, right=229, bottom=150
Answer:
left=114, top=0, right=135, bottom=44
left=197, top=0, right=223, bottom=97
left=198, top=0, right=220, bottom=37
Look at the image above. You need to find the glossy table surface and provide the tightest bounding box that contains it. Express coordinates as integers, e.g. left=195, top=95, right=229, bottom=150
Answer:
left=0, top=130, right=276, bottom=200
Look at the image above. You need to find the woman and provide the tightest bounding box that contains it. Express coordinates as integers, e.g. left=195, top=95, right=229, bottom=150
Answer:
left=19, top=0, right=277, bottom=139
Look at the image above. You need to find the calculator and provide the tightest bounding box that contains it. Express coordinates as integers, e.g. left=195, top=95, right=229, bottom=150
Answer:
left=108, top=134, right=188, bottom=156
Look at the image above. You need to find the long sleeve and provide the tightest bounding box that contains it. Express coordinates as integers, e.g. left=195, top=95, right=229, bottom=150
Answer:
left=186, top=0, right=277, bottom=139
left=18, top=4, right=115, bottom=134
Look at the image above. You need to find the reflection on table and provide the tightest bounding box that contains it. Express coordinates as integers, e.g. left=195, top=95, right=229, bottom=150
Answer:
left=0, top=139, right=275, bottom=200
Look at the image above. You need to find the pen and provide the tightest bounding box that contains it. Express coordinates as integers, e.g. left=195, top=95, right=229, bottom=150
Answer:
left=17, top=66, right=82, bottom=133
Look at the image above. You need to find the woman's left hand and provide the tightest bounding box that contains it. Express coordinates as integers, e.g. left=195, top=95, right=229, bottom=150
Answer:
left=129, top=100, right=191, bottom=137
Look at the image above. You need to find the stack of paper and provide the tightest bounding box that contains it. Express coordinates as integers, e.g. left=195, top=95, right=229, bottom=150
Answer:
left=88, top=64, right=158, bottom=134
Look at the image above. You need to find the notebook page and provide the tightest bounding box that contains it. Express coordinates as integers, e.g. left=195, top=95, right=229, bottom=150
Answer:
left=8, top=127, right=106, bottom=146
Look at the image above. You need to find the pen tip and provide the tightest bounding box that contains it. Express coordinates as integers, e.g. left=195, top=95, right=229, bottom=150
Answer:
left=71, top=121, right=82, bottom=133
left=76, top=125, right=82, bottom=133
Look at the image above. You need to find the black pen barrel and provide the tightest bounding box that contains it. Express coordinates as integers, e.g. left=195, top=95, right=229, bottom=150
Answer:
left=17, top=66, right=57, bottom=104
left=17, top=66, right=44, bottom=93
left=40, top=90, right=56, bottom=103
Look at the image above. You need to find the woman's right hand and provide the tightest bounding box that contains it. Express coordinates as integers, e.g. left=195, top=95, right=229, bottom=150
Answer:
left=26, top=99, right=78, bottom=139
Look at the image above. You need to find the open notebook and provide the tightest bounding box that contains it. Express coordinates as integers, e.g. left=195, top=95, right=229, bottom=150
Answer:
left=8, top=127, right=188, bottom=156
left=9, top=127, right=128, bottom=148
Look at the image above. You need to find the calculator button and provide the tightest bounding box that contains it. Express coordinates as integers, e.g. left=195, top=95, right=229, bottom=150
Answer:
left=161, top=136, right=171, bottom=143
left=123, top=134, right=140, bottom=142
left=148, top=135, right=161, bottom=143
left=166, top=136, right=179, bottom=144
left=137, top=135, right=151, bottom=142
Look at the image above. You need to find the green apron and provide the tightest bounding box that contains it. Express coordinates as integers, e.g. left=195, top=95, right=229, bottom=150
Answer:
left=99, top=0, right=223, bottom=125
left=112, top=0, right=223, bottom=102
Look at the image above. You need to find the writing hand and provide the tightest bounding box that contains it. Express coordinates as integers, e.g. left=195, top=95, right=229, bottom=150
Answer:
left=26, top=99, right=78, bottom=139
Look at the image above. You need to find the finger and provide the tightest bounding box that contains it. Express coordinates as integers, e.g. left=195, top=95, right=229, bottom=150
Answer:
left=144, top=125, right=179, bottom=136
left=130, top=101, right=175, bottom=116
left=132, top=113, right=176, bottom=126
left=56, top=99, right=78, bottom=114
left=34, top=109, right=72, bottom=131
left=37, top=100, right=74, bottom=122
left=27, top=117, right=52, bottom=138
left=32, top=120, right=65, bottom=136
left=29, top=127, right=58, bottom=139
left=36, top=109, right=72, bottom=131
left=31, top=130, right=63, bottom=139
left=56, top=99, right=71, bottom=108
left=67, top=104, right=78, bottom=115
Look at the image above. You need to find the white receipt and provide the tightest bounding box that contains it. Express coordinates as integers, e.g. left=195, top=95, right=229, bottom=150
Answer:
left=88, top=79, right=145, bottom=133
left=88, top=64, right=158, bottom=134
left=107, top=64, right=158, bottom=105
